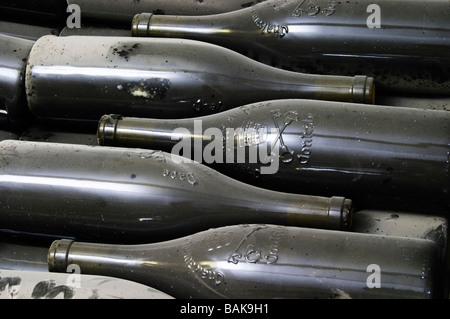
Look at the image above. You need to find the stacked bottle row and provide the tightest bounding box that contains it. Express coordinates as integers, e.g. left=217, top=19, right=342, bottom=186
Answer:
left=2, top=205, right=446, bottom=299
left=2, top=0, right=449, bottom=93
left=0, top=0, right=449, bottom=299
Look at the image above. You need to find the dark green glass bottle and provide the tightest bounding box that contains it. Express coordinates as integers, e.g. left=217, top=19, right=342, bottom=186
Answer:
left=0, top=140, right=352, bottom=244
left=0, top=0, right=267, bottom=29
left=67, top=0, right=268, bottom=25
left=47, top=224, right=443, bottom=298
left=132, top=0, right=450, bottom=94
left=25, top=35, right=374, bottom=121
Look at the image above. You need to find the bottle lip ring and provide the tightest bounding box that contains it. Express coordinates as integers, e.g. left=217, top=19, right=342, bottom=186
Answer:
left=47, top=239, right=75, bottom=273
left=352, top=75, right=375, bottom=104
left=328, top=196, right=353, bottom=230
left=97, top=114, right=122, bottom=146
left=131, top=13, right=153, bottom=37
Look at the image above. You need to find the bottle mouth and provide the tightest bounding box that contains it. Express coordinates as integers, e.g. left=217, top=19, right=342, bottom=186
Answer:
left=131, top=13, right=153, bottom=37
left=97, top=114, right=122, bottom=146
left=47, top=239, right=74, bottom=273
left=328, top=197, right=353, bottom=230
left=352, top=75, right=375, bottom=104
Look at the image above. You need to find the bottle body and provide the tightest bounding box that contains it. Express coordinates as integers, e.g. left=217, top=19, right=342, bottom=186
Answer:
left=48, top=224, right=442, bottom=299
left=132, top=0, right=450, bottom=94
left=0, top=140, right=351, bottom=244
left=25, top=35, right=373, bottom=121
left=98, top=99, right=450, bottom=211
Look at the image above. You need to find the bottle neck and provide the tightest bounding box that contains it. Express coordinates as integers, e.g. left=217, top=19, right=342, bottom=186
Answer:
left=48, top=239, right=176, bottom=275
left=48, top=239, right=169, bottom=287
left=132, top=13, right=228, bottom=39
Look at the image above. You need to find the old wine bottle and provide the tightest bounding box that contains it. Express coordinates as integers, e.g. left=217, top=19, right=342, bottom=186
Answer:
left=67, top=0, right=268, bottom=25
left=132, top=0, right=450, bottom=94
left=47, top=224, right=443, bottom=299
left=24, top=35, right=374, bottom=121
left=0, top=140, right=352, bottom=244
left=97, top=99, right=450, bottom=210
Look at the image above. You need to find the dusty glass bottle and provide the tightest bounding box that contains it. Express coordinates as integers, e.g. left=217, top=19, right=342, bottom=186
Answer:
left=47, top=224, right=443, bottom=299
left=0, top=140, right=352, bottom=244
left=132, top=0, right=450, bottom=94
left=0, top=0, right=267, bottom=29
left=25, top=35, right=374, bottom=121
left=97, top=99, right=450, bottom=210
left=67, top=0, right=267, bottom=25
